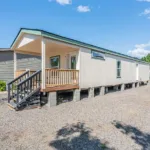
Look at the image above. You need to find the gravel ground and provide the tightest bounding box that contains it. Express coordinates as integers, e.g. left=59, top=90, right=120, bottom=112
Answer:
left=0, top=86, right=150, bottom=150
left=0, top=91, right=7, bottom=100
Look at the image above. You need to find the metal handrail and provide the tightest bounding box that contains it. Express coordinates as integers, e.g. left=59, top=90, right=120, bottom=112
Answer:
left=8, top=70, right=29, bottom=85
left=16, top=70, right=41, bottom=103
left=17, top=70, right=41, bottom=86
left=7, top=70, right=30, bottom=103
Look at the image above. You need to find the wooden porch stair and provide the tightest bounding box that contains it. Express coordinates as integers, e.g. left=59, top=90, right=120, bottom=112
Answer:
left=8, top=69, right=79, bottom=110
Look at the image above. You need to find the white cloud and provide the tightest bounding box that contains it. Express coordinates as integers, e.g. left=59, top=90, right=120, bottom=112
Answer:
left=142, top=8, right=150, bottom=15
left=138, top=0, right=150, bottom=19
left=127, top=42, right=150, bottom=58
left=49, top=0, right=72, bottom=5
left=77, top=5, right=91, bottom=13
left=140, top=8, right=150, bottom=19
left=137, top=0, right=150, bottom=2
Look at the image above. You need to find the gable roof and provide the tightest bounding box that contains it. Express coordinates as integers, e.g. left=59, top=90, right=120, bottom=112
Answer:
left=11, top=28, right=150, bottom=65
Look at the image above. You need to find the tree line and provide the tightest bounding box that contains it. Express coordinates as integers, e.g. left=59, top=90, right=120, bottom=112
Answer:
left=141, top=54, right=150, bottom=63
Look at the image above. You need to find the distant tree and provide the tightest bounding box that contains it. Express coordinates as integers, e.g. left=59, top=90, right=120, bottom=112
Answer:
left=141, top=54, right=150, bottom=62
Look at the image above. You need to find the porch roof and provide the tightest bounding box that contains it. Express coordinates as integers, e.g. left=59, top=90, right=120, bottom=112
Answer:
left=11, top=28, right=149, bottom=65
left=0, top=48, right=12, bottom=52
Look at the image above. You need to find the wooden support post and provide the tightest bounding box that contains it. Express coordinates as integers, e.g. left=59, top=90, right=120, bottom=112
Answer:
left=14, top=51, right=17, bottom=78
left=41, top=38, right=46, bottom=90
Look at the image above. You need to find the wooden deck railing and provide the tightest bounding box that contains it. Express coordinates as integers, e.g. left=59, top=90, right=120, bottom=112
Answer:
left=45, top=69, right=79, bottom=87
left=15, top=70, right=36, bottom=78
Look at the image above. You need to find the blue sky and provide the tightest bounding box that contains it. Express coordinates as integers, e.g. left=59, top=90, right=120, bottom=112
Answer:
left=0, top=0, right=150, bottom=58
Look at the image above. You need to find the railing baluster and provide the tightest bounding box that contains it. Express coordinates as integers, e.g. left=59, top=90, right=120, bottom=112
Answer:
left=55, top=70, right=56, bottom=85
left=70, top=71, right=72, bottom=84
left=63, top=71, right=64, bottom=85
left=65, top=71, right=68, bottom=84
left=65, top=71, right=67, bottom=85
left=74, top=71, right=75, bottom=84
left=72, top=71, right=74, bottom=84
left=68, top=71, right=70, bottom=84
left=71, top=71, right=73, bottom=84
left=47, top=69, right=49, bottom=86
left=56, top=70, right=58, bottom=85
left=8, top=84, right=10, bottom=103
left=67, top=71, right=68, bottom=85
left=64, top=71, right=66, bottom=85
left=60, top=70, right=62, bottom=85
left=36, top=74, right=37, bottom=88
left=50, top=70, right=52, bottom=86
left=57, top=70, right=59, bottom=85
left=67, top=70, right=69, bottom=84
left=47, top=69, right=49, bottom=85
left=39, top=73, right=40, bottom=86
left=50, top=70, right=52, bottom=87
left=44, top=69, right=79, bottom=89
left=69, top=71, right=70, bottom=84
left=30, top=78, right=32, bottom=92
left=58, top=70, right=59, bottom=86
left=77, top=71, right=78, bottom=84
left=66, top=71, right=69, bottom=84
left=17, top=86, right=19, bottom=103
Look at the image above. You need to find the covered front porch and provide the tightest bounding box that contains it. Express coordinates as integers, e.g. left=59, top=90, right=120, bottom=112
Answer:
left=12, top=31, right=80, bottom=92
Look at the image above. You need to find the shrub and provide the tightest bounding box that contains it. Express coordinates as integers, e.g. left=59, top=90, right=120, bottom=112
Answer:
left=0, top=81, right=6, bottom=91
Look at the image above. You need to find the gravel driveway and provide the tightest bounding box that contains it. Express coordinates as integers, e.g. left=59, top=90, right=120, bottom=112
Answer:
left=0, top=86, right=150, bottom=150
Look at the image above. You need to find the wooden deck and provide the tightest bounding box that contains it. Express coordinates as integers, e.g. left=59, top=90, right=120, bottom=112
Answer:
left=41, top=85, right=79, bottom=92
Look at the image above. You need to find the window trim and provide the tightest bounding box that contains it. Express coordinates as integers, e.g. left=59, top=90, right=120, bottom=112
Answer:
left=117, top=60, right=121, bottom=78
left=91, top=50, right=105, bottom=60
left=50, top=55, right=60, bottom=69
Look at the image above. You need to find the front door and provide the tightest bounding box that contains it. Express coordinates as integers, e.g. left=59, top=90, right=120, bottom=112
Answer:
left=70, top=56, right=76, bottom=69
left=136, top=64, right=139, bottom=80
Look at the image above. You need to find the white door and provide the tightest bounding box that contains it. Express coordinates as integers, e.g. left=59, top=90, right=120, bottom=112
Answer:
left=136, top=64, right=139, bottom=80
left=68, top=53, right=77, bottom=69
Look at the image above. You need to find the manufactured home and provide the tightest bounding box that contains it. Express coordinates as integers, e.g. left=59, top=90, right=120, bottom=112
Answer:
left=7, top=28, right=150, bottom=110
left=0, top=48, right=41, bottom=83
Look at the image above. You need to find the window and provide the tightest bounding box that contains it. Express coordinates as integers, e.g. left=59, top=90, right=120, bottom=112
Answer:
left=50, top=56, right=60, bottom=69
left=91, top=51, right=105, bottom=60
left=117, top=61, right=121, bottom=78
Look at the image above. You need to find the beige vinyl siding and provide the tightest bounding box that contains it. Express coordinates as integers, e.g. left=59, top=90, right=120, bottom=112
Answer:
left=80, top=47, right=149, bottom=89
left=139, top=63, right=150, bottom=81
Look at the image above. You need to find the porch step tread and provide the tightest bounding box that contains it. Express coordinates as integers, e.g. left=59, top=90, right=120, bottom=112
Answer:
left=7, top=101, right=17, bottom=110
